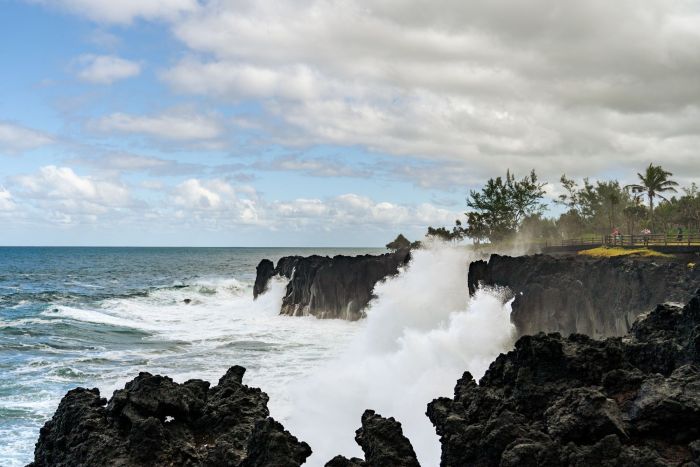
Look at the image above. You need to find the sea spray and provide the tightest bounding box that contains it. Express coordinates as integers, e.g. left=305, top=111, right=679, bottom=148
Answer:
left=281, top=244, right=516, bottom=466
left=1, top=247, right=377, bottom=466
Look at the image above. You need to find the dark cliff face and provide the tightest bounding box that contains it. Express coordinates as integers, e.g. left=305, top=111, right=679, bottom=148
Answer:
left=468, top=254, right=700, bottom=338
left=254, top=249, right=411, bottom=320
left=29, top=366, right=311, bottom=467
left=427, top=289, right=700, bottom=467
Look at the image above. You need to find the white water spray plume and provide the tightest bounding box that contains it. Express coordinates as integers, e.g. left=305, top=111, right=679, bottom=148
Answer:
left=280, top=244, right=516, bottom=466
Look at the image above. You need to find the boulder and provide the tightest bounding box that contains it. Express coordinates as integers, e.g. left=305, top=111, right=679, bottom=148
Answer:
left=29, top=365, right=311, bottom=467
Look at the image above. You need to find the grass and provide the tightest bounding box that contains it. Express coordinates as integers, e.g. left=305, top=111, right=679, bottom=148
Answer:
left=578, top=246, right=670, bottom=258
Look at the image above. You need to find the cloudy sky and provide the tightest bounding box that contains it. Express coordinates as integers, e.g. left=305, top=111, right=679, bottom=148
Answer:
left=1, top=0, right=699, bottom=246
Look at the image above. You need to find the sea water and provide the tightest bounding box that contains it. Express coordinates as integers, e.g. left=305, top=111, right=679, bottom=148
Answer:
left=0, top=245, right=516, bottom=466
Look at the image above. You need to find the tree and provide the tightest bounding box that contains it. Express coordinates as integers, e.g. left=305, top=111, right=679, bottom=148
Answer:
left=625, top=164, right=678, bottom=231
left=623, top=204, right=647, bottom=235
left=463, top=212, right=489, bottom=244
left=386, top=234, right=411, bottom=251
left=425, top=222, right=465, bottom=242
left=464, top=169, right=547, bottom=242
left=520, top=214, right=557, bottom=241
left=595, top=181, right=624, bottom=231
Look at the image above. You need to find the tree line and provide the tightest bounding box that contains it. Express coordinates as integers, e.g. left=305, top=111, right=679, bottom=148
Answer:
left=387, top=164, right=700, bottom=249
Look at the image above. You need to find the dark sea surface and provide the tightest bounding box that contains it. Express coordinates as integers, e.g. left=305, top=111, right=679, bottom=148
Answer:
left=0, top=247, right=381, bottom=466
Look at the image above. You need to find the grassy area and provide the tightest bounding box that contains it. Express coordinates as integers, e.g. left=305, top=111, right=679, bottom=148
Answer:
left=578, top=246, right=670, bottom=258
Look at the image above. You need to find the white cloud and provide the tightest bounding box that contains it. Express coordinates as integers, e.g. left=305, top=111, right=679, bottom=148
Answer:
left=91, top=112, right=223, bottom=142
left=0, top=187, right=16, bottom=211
left=165, top=59, right=321, bottom=101
left=0, top=122, right=54, bottom=154
left=167, top=177, right=457, bottom=231
left=77, top=55, right=141, bottom=84
left=29, top=0, right=198, bottom=24
left=159, top=0, right=700, bottom=181
left=172, top=178, right=261, bottom=225
left=16, top=166, right=132, bottom=217
left=271, top=193, right=457, bottom=230
left=70, top=152, right=203, bottom=176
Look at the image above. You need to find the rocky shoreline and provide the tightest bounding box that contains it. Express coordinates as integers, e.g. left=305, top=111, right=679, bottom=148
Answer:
left=28, top=249, right=700, bottom=466
left=29, top=276, right=700, bottom=466
left=254, top=249, right=411, bottom=320
left=428, top=288, right=700, bottom=466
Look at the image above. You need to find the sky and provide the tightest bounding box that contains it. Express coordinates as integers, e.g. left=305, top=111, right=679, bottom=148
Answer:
left=1, top=0, right=699, bottom=246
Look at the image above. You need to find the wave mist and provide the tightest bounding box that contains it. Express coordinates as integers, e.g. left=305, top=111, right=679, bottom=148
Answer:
left=281, top=244, right=516, bottom=466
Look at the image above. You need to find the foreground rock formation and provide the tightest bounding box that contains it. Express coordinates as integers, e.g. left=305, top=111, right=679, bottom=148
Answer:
left=29, top=366, right=310, bottom=467
left=469, top=253, right=700, bottom=337
left=326, top=410, right=420, bottom=467
left=428, top=288, right=700, bottom=466
left=254, top=249, right=411, bottom=320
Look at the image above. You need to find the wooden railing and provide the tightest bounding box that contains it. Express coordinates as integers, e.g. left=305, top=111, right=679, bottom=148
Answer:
left=603, top=233, right=700, bottom=247
left=536, top=233, right=700, bottom=250
left=541, top=236, right=606, bottom=248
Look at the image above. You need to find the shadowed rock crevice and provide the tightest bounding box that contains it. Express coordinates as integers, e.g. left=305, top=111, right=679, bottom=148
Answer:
left=254, top=249, right=411, bottom=320
left=29, top=365, right=311, bottom=467
left=468, top=254, right=700, bottom=337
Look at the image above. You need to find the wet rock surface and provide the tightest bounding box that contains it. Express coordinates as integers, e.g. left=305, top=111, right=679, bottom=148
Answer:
left=427, top=289, right=700, bottom=467
left=29, top=366, right=310, bottom=467
left=468, top=253, right=700, bottom=337
left=325, top=410, right=420, bottom=467
left=254, top=249, right=411, bottom=320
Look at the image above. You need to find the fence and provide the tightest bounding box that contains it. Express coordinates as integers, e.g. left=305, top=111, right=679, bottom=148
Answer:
left=537, top=233, right=700, bottom=251
left=603, top=233, right=700, bottom=248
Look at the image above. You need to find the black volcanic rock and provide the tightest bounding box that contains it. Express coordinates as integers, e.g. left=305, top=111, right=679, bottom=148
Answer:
left=427, top=289, right=700, bottom=467
left=253, top=259, right=275, bottom=298
left=326, top=410, right=419, bottom=467
left=254, top=249, right=411, bottom=320
left=468, top=254, right=700, bottom=337
left=29, top=365, right=310, bottom=467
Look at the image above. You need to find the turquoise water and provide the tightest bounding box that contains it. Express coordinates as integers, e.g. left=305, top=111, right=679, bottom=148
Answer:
left=0, top=247, right=381, bottom=466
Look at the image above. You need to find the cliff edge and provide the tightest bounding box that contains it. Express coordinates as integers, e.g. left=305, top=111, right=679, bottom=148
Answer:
left=469, top=253, right=700, bottom=337
left=254, top=249, right=411, bottom=320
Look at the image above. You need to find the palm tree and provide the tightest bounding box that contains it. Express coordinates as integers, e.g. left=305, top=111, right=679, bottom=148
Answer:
left=625, top=164, right=678, bottom=231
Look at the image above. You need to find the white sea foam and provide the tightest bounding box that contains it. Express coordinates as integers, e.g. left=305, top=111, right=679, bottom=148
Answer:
left=6, top=245, right=515, bottom=467
left=282, top=244, right=516, bottom=466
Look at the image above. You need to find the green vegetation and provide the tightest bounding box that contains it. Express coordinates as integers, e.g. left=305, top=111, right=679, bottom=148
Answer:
left=385, top=233, right=421, bottom=251
left=578, top=247, right=669, bottom=258
left=420, top=164, right=699, bottom=245
left=625, top=164, right=679, bottom=231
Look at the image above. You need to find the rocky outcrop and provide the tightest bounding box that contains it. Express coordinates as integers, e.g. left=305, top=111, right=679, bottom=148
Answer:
left=253, top=259, right=275, bottom=298
left=468, top=254, right=700, bottom=338
left=29, top=366, right=311, bottom=467
left=325, top=410, right=420, bottom=467
left=427, top=289, right=700, bottom=467
left=254, top=249, right=411, bottom=320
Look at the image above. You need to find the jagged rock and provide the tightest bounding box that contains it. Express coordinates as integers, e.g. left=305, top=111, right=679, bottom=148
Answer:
left=427, top=289, right=700, bottom=467
left=254, top=250, right=411, bottom=320
left=468, top=254, right=700, bottom=337
left=253, top=259, right=275, bottom=298
left=29, top=365, right=310, bottom=467
left=326, top=410, right=419, bottom=467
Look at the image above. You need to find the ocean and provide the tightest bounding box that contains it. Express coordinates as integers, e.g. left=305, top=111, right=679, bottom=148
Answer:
left=0, top=245, right=516, bottom=466
left=0, top=247, right=381, bottom=466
